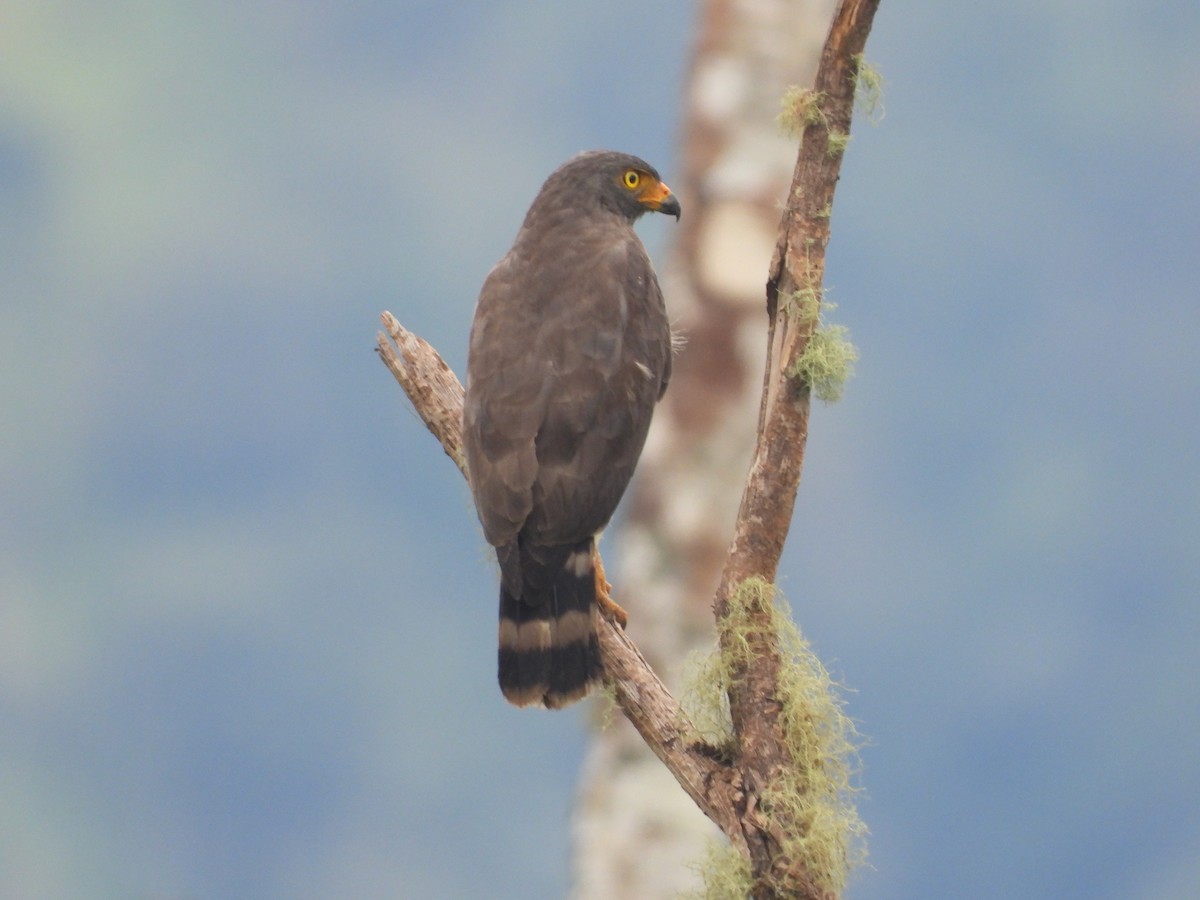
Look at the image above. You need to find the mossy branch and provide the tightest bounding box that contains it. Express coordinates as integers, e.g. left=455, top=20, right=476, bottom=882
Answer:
left=683, top=578, right=865, bottom=898
left=379, top=1, right=882, bottom=897
left=714, top=0, right=881, bottom=894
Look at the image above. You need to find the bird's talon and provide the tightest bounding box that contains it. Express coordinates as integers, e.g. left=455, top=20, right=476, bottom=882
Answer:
left=592, top=547, right=628, bottom=628
left=596, top=590, right=629, bottom=629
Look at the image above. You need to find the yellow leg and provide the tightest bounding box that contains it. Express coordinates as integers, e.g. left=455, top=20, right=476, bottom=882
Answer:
left=592, top=544, right=628, bottom=629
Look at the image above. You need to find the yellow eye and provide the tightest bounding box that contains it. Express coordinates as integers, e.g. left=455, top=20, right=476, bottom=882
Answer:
left=623, top=170, right=641, bottom=190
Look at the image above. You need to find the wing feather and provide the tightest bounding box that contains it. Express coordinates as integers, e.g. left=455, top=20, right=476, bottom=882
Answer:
left=463, top=218, right=670, bottom=556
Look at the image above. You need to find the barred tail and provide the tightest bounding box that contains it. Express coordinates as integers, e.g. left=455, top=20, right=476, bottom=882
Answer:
left=497, top=539, right=600, bottom=708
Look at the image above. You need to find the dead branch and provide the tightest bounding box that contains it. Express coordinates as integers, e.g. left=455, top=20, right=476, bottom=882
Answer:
left=378, top=2, right=881, bottom=894
left=376, top=313, right=745, bottom=847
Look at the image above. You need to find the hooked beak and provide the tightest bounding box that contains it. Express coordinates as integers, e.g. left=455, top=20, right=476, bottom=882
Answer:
left=640, top=180, right=682, bottom=221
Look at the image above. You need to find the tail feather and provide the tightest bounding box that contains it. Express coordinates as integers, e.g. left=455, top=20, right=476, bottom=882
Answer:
left=498, top=538, right=601, bottom=708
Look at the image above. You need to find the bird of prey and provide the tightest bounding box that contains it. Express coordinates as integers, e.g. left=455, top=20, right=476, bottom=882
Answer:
left=463, top=150, right=680, bottom=708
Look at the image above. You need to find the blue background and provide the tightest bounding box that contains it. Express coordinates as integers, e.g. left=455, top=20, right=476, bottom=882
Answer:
left=2, top=2, right=1198, bottom=897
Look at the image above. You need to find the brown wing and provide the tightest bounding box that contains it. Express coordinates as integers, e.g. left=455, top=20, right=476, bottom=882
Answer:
left=462, top=226, right=670, bottom=556
left=525, top=238, right=669, bottom=545
left=462, top=253, right=545, bottom=550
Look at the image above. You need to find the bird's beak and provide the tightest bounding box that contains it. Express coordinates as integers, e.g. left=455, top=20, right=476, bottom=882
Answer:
left=641, top=181, right=682, bottom=221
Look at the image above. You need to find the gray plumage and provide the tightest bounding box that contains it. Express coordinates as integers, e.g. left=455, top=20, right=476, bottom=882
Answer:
left=463, top=150, right=679, bottom=707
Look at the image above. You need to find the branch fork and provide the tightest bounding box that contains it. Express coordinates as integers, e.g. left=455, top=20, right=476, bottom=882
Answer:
left=378, top=3, right=880, bottom=894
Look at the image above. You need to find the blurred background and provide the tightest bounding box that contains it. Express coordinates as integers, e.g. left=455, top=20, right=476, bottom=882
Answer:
left=3, top=2, right=1199, bottom=898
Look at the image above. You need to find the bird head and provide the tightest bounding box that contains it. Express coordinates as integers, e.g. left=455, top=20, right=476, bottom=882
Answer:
left=538, top=150, right=681, bottom=224
left=614, top=163, right=681, bottom=221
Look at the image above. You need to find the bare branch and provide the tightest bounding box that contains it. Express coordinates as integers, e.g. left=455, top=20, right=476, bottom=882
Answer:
left=596, top=621, right=748, bottom=850
left=376, top=312, right=744, bottom=842
left=377, top=312, right=466, bottom=475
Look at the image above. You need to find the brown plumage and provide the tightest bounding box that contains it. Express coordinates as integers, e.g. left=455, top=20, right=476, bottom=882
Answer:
left=463, top=150, right=680, bottom=708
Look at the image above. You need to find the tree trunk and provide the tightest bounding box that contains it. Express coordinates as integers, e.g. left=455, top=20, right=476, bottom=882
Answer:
left=570, top=2, right=837, bottom=896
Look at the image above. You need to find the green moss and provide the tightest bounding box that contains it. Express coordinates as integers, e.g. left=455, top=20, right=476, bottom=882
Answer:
left=781, top=287, right=823, bottom=327
left=780, top=60, right=882, bottom=144
left=760, top=580, right=868, bottom=893
left=780, top=293, right=858, bottom=403
left=791, top=324, right=858, bottom=403
left=852, top=54, right=885, bottom=123
left=826, top=129, right=851, bottom=157
left=777, top=86, right=828, bottom=137
left=686, top=841, right=753, bottom=899
left=590, top=678, right=619, bottom=731
left=684, top=578, right=867, bottom=896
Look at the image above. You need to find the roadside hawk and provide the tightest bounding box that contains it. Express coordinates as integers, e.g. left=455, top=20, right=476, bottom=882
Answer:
left=463, top=150, right=680, bottom=708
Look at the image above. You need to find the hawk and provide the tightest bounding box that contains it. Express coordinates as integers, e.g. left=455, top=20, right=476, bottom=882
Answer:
left=463, top=150, right=680, bottom=708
